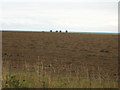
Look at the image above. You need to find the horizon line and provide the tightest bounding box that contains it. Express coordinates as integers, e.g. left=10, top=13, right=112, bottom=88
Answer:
left=0, top=30, right=119, bottom=34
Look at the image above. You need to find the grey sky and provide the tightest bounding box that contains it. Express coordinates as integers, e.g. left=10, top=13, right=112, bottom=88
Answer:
left=0, top=0, right=118, bottom=33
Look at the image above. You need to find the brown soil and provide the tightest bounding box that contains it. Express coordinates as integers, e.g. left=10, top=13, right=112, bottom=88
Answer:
left=2, top=31, right=118, bottom=79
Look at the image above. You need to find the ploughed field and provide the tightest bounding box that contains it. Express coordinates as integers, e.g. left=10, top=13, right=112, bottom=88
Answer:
left=2, top=31, right=118, bottom=88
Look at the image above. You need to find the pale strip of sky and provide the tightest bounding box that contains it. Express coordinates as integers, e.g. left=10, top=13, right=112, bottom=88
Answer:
left=1, top=0, right=119, bottom=3
left=0, top=0, right=119, bottom=33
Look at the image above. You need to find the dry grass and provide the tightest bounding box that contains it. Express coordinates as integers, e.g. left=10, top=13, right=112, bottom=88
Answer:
left=2, top=56, right=118, bottom=88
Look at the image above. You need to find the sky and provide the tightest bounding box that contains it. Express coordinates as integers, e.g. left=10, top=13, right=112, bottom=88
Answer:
left=0, top=0, right=119, bottom=33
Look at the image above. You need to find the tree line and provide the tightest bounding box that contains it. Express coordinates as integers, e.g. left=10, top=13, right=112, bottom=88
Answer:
left=50, top=30, right=68, bottom=33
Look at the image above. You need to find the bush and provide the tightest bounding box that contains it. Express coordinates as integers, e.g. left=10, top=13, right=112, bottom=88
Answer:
left=4, top=75, right=26, bottom=88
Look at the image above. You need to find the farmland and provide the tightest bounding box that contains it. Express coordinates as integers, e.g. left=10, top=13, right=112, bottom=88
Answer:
left=2, top=31, right=118, bottom=88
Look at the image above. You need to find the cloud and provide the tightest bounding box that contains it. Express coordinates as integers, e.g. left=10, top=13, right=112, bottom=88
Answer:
left=0, top=0, right=118, bottom=33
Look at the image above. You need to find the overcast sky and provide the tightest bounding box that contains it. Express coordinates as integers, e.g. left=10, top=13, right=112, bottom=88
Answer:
left=0, top=0, right=119, bottom=33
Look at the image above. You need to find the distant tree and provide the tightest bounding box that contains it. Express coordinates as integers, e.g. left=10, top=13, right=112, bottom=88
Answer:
left=50, top=30, right=52, bottom=32
left=66, top=30, right=68, bottom=33
left=59, top=30, right=62, bottom=32
left=56, top=30, right=58, bottom=32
